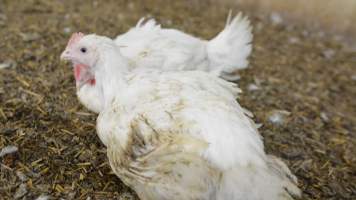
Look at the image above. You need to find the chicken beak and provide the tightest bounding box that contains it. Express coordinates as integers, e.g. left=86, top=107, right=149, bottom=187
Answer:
left=60, top=49, right=71, bottom=61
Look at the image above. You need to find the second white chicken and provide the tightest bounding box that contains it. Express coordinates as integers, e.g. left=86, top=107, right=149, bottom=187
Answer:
left=69, top=12, right=252, bottom=113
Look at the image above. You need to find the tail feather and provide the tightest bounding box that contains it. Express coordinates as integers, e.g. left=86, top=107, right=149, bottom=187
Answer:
left=115, top=18, right=161, bottom=45
left=207, top=12, right=253, bottom=80
left=267, top=155, right=301, bottom=199
left=135, top=17, right=161, bottom=31
left=216, top=155, right=301, bottom=200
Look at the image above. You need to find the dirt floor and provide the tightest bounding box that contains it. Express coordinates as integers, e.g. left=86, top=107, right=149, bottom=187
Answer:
left=0, top=0, right=355, bottom=199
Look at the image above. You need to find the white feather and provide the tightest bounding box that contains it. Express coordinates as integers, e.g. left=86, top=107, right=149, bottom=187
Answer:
left=82, top=35, right=301, bottom=200
left=77, top=12, right=253, bottom=113
left=115, top=13, right=252, bottom=75
left=207, top=12, right=253, bottom=80
left=77, top=84, right=103, bottom=113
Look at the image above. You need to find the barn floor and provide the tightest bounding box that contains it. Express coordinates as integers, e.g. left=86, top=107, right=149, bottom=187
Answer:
left=0, top=0, right=355, bottom=199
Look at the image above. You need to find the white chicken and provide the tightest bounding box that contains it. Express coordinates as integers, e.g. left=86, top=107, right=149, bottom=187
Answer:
left=61, top=33, right=301, bottom=200
left=68, top=12, right=252, bottom=113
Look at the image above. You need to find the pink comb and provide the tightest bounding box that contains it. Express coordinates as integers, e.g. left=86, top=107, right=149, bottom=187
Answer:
left=66, top=32, right=84, bottom=48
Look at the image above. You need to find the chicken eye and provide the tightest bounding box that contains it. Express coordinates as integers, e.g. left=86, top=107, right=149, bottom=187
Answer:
left=80, top=47, right=87, bottom=53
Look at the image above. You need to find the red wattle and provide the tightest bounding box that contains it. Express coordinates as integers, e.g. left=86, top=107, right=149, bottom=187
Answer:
left=73, top=63, right=89, bottom=81
left=73, top=63, right=95, bottom=86
left=89, top=78, right=96, bottom=85
left=74, top=64, right=83, bottom=81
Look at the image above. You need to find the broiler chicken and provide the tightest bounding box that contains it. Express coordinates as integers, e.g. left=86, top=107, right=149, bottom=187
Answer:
left=65, top=12, right=252, bottom=113
left=61, top=33, right=301, bottom=200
